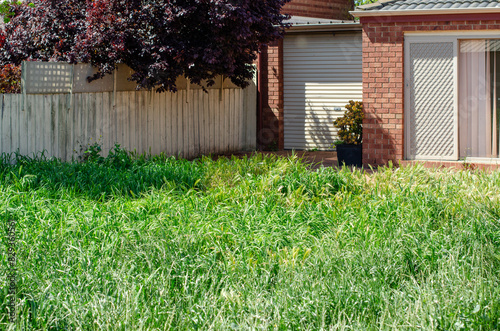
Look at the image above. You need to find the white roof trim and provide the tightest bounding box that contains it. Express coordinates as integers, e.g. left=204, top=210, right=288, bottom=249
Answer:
left=285, top=15, right=347, bottom=25
left=351, top=7, right=500, bottom=17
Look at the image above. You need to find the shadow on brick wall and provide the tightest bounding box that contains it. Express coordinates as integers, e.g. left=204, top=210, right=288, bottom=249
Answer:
left=363, top=112, right=401, bottom=167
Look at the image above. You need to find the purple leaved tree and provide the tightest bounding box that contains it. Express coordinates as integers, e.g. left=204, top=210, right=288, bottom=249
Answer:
left=0, top=0, right=290, bottom=92
left=0, top=0, right=86, bottom=64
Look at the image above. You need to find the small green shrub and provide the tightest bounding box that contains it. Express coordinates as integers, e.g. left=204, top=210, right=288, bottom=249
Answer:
left=333, top=100, right=364, bottom=145
left=82, top=142, right=104, bottom=163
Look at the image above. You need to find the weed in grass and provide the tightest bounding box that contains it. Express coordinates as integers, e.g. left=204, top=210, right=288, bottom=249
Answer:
left=462, top=162, right=479, bottom=172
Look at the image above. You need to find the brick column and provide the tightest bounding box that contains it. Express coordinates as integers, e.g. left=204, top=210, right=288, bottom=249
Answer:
left=361, top=24, right=404, bottom=166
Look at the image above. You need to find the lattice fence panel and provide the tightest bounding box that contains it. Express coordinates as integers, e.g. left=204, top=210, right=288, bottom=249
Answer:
left=22, top=62, right=73, bottom=94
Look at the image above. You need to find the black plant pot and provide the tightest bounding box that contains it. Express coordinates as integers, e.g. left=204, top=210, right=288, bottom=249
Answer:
left=336, top=143, right=362, bottom=167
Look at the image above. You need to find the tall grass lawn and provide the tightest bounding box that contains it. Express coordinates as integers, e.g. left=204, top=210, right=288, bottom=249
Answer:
left=1, top=149, right=499, bottom=330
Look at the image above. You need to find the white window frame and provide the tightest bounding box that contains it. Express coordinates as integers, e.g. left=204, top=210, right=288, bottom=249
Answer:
left=404, top=30, right=500, bottom=164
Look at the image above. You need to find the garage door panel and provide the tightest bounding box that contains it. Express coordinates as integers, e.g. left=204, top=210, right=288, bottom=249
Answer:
left=284, top=76, right=362, bottom=81
left=286, top=134, right=339, bottom=142
left=282, top=71, right=362, bottom=77
left=286, top=116, right=342, bottom=121
left=284, top=77, right=362, bottom=84
left=285, top=96, right=362, bottom=102
left=285, top=127, right=341, bottom=134
left=283, top=60, right=362, bottom=66
left=285, top=116, right=345, bottom=121
left=284, top=67, right=362, bottom=72
left=285, top=90, right=362, bottom=97
left=284, top=90, right=360, bottom=97
left=285, top=110, right=345, bottom=115
left=284, top=33, right=362, bottom=151
left=285, top=53, right=362, bottom=59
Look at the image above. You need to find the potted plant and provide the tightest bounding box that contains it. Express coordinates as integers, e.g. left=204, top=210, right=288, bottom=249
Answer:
left=333, top=100, right=364, bottom=167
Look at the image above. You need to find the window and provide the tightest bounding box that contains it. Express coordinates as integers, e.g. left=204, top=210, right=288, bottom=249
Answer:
left=405, top=34, right=500, bottom=162
left=459, top=39, right=500, bottom=159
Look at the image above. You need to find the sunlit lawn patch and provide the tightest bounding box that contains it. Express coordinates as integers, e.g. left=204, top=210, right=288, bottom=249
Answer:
left=1, top=150, right=499, bottom=329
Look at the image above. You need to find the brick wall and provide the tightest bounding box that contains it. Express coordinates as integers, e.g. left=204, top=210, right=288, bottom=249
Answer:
left=283, top=0, right=354, bottom=20
left=361, top=13, right=500, bottom=166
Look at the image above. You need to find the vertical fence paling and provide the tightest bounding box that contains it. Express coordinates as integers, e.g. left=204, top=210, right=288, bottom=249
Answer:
left=0, top=87, right=256, bottom=162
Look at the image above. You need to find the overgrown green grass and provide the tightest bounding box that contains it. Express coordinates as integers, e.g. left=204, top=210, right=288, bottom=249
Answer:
left=1, top=149, right=499, bottom=330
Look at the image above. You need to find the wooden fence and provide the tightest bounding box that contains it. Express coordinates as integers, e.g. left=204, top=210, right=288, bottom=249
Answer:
left=0, top=87, right=256, bottom=161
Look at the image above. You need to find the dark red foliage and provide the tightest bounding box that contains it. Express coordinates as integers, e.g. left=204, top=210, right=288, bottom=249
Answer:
left=0, top=0, right=290, bottom=92
left=0, top=0, right=86, bottom=64
left=0, top=28, right=5, bottom=47
left=0, top=64, right=21, bottom=93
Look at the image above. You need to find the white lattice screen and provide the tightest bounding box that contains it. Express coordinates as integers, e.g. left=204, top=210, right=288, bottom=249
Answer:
left=407, top=41, right=456, bottom=160
left=22, top=62, right=74, bottom=94
left=21, top=62, right=129, bottom=94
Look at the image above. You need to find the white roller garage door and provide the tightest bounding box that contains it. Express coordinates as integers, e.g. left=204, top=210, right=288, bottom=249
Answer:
left=284, top=32, right=362, bottom=150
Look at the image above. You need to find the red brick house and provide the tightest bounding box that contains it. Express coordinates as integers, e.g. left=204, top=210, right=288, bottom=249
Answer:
left=257, top=0, right=361, bottom=150
left=351, top=0, right=500, bottom=166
